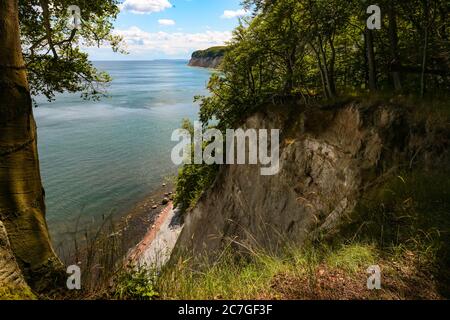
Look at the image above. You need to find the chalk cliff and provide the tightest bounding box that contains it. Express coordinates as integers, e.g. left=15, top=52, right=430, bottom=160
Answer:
left=174, top=100, right=449, bottom=255
left=188, top=46, right=227, bottom=69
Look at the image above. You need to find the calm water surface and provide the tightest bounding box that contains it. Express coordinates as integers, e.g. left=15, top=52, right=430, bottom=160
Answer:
left=34, top=60, right=211, bottom=249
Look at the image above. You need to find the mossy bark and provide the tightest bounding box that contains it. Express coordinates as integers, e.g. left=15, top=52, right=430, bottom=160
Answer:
left=0, top=0, right=63, bottom=293
left=0, top=221, right=35, bottom=299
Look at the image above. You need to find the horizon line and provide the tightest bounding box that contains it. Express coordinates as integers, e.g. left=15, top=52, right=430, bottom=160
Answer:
left=91, top=58, right=190, bottom=62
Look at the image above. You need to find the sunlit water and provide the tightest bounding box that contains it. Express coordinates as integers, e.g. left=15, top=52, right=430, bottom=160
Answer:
left=34, top=60, right=211, bottom=250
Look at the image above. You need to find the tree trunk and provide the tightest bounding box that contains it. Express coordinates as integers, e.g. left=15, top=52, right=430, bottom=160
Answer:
left=388, top=2, right=402, bottom=91
left=317, top=36, right=335, bottom=99
left=284, top=47, right=296, bottom=94
left=327, top=37, right=337, bottom=97
left=365, top=28, right=377, bottom=92
left=420, top=0, right=430, bottom=98
left=310, top=43, right=329, bottom=99
left=0, top=221, right=33, bottom=298
left=0, top=0, right=63, bottom=293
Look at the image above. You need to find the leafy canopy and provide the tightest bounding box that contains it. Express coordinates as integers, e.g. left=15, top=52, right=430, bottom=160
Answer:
left=19, top=0, right=126, bottom=101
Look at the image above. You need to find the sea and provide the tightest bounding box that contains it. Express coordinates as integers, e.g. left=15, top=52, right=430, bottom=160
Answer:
left=33, top=60, right=212, bottom=251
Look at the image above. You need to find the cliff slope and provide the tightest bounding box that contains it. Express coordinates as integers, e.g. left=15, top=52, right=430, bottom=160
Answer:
left=175, top=100, right=449, bottom=255
left=188, top=46, right=227, bottom=69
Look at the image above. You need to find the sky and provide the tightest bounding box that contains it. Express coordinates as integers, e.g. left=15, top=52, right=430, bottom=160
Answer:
left=85, top=0, right=248, bottom=60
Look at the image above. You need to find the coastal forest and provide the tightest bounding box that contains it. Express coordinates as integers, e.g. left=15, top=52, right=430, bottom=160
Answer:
left=1, top=0, right=449, bottom=300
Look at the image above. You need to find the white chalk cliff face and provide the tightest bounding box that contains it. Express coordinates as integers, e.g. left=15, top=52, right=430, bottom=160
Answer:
left=187, top=47, right=226, bottom=69
left=174, top=101, right=448, bottom=256
left=188, top=56, right=223, bottom=69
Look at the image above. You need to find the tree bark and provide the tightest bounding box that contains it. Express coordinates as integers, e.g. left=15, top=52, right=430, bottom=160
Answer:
left=365, top=28, right=377, bottom=92
left=387, top=2, right=402, bottom=91
left=0, top=221, right=33, bottom=298
left=327, top=37, right=337, bottom=97
left=316, top=35, right=336, bottom=99
left=0, top=0, right=63, bottom=293
left=420, top=0, right=430, bottom=98
left=310, top=43, right=329, bottom=99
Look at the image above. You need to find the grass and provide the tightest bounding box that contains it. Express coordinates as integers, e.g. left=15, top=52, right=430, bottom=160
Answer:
left=344, top=169, right=450, bottom=297
left=325, top=244, right=377, bottom=274
left=91, top=98, right=450, bottom=300
left=113, top=267, right=158, bottom=300
left=111, top=166, right=449, bottom=300
left=114, top=242, right=441, bottom=300
left=106, top=94, right=450, bottom=300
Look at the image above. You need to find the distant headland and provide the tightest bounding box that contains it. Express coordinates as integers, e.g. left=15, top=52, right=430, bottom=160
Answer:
left=188, top=46, right=227, bottom=69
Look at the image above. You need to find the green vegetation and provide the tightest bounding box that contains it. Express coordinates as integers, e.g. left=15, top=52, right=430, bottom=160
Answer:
left=115, top=168, right=449, bottom=299
left=174, top=0, right=450, bottom=210
left=0, top=285, right=36, bottom=301
left=38, top=0, right=446, bottom=300
left=20, top=0, right=125, bottom=101
left=198, top=0, right=449, bottom=128
left=1, top=0, right=124, bottom=294
left=114, top=243, right=442, bottom=299
left=173, top=119, right=218, bottom=212
left=174, top=163, right=218, bottom=212
left=113, top=268, right=158, bottom=300
left=191, top=46, right=228, bottom=59
left=340, top=169, right=450, bottom=296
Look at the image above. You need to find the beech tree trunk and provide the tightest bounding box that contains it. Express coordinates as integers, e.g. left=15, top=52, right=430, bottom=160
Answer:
left=0, top=0, right=62, bottom=293
left=388, top=2, right=402, bottom=91
left=420, top=0, right=430, bottom=98
left=365, top=28, right=377, bottom=92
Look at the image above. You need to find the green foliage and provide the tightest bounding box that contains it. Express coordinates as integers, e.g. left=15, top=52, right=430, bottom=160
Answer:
left=173, top=119, right=219, bottom=212
left=191, top=46, right=228, bottom=59
left=113, top=166, right=450, bottom=299
left=174, top=162, right=218, bottom=212
left=186, top=0, right=450, bottom=210
left=156, top=250, right=286, bottom=300
left=113, top=268, right=158, bottom=300
left=197, top=0, right=450, bottom=128
left=19, top=0, right=125, bottom=101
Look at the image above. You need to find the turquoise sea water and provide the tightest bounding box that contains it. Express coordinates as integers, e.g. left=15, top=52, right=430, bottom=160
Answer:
left=34, top=60, right=211, bottom=249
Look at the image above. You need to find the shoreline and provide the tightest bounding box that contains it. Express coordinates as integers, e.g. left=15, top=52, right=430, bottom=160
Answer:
left=50, top=179, right=179, bottom=290
left=115, top=182, right=176, bottom=263
left=127, top=201, right=183, bottom=267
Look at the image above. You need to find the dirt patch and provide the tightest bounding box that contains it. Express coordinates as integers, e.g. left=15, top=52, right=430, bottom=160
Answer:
left=261, top=254, right=443, bottom=300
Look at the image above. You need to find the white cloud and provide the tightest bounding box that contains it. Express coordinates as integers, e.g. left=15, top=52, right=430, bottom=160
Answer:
left=114, top=26, right=232, bottom=56
left=120, top=0, right=172, bottom=14
left=158, top=19, right=176, bottom=26
left=221, top=9, right=248, bottom=19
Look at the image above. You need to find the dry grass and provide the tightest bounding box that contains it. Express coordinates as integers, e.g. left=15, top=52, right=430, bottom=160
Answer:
left=111, top=167, right=449, bottom=301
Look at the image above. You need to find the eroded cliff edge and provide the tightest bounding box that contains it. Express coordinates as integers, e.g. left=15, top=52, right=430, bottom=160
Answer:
left=174, top=100, right=449, bottom=256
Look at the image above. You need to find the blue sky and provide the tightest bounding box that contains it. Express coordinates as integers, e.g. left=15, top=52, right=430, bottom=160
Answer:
left=85, top=0, right=247, bottom=60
